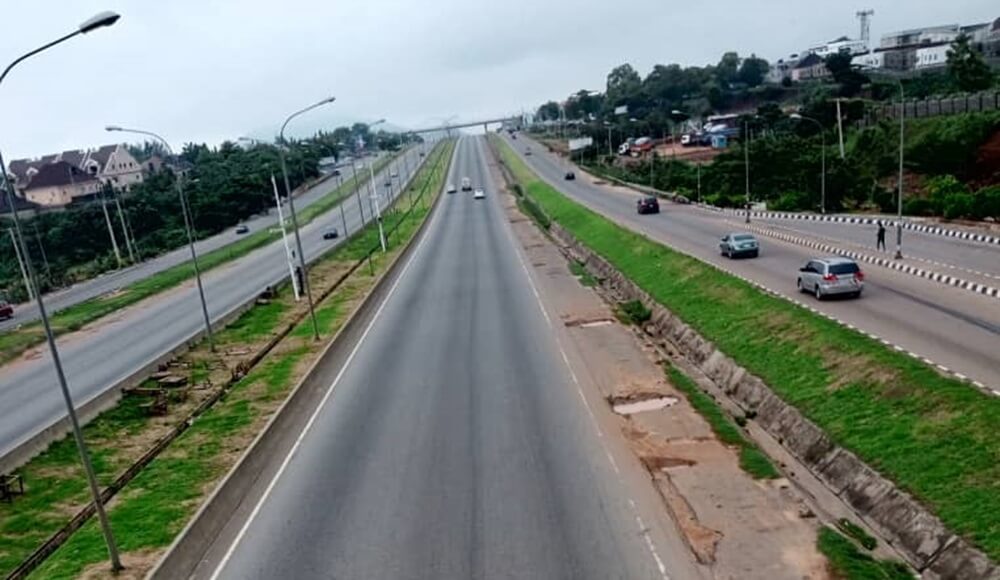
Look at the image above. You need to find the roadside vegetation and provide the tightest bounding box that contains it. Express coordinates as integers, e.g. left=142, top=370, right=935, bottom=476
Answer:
left=665, top=363, right=780, bottom=480
left=818, top=528, right=912, bottom=580
left=495, top=136, right=1000, bottom=561
left=0, top=151, right=403, bottom=366
left=0, top=141, right=453, bottom=580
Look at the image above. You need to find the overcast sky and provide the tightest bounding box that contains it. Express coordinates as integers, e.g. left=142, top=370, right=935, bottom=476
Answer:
left=1, top=0, right=996, bottom=158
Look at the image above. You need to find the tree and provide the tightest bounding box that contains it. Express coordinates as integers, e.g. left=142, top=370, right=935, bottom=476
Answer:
left=947, top=34, right=994, bottom=92
left=825, top=52, right=868, bottom=97
left=564, top=90, right=603, bottom=120
left=605, top=63, right=643, bottom=112
left=738, top=54, right=770, bottom=88
left=716, top=52, right=741, bottom=87
left=536, top=100, right=561, bottom=121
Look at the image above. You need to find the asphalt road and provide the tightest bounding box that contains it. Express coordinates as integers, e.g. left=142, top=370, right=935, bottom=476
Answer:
left=0, top=146, right=431, bottom=461
left=203, top=136, right=672, bottom=580
left=753, top=215, right=1000, bottom=282
left=508, top=134, right=1000, bottom=391
left=0, top=151, right=400, bottom=332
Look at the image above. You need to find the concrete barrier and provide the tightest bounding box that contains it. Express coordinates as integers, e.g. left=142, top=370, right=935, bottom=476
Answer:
left=548, top=220, right=998, bottom=579
left=147, top=142, right=454, bottom=580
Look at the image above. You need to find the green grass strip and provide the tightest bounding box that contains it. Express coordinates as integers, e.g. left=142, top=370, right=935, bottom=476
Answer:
left=818, top=528, right=912, bottom=580
left=0, top=152, right=405, bottom=366
left=493, top=136, right=1000, bottom=560
left=666, top=364, right=780, bottom=479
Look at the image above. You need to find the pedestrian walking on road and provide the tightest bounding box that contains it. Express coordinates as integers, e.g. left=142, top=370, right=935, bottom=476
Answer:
left=876, top=220, right=886, bottom=251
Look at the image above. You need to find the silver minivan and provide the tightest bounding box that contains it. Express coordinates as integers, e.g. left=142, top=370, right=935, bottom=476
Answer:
left=797, top=257, right=864, bottom=300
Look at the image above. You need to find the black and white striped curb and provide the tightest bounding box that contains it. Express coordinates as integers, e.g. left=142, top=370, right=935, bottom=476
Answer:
left=730, top=220, right=1000, bottom=300
left=715, top=208, right=1000, bottom=246
left=633, top=228, right=999, bottom=398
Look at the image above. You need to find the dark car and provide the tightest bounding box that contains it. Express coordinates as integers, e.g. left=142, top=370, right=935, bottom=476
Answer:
left=323, top=229, right=340, bottom=240
left=564, top=171, right=576, bottom=181
left=0, top=300, right=12, bottom=320
left=637, top=196, right=660, bottom=215
left=235, top=224, right=250, bottom=234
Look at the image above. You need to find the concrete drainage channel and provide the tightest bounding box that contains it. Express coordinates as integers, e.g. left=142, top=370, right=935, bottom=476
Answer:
left=546, top=220, right=998, bottom=579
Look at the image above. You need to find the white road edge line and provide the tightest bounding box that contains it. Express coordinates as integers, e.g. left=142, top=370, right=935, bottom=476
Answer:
left=208, top=139, right=456, bottom=580
left=498, top=167, right=669, bottom=580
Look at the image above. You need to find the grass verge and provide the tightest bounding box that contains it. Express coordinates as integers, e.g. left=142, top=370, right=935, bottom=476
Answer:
left=568, top=260, right=598, bottom=287
left=818, top=528, right=912, bottom=580
left=493, top=135, right=1000, bottom=560
left=0, top=141, right=453, bottom=579
left=0, top=151, right=404, bottom=366
left=666, top=363, right=780, bottom=480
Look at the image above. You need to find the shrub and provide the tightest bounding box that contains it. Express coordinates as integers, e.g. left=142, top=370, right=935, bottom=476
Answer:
left=619, top=300, right=651, bottom=325
left=770, top=191, right=812, bottom=212
left=904, top=198, right=935, bottom=216
left=943, top=192, right=974, bottom=220
left=975, top=186, right=1000, bottom=221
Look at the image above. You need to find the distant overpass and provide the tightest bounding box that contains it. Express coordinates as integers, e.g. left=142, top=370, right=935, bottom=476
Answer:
left=407, top=117, right=521, bottom=136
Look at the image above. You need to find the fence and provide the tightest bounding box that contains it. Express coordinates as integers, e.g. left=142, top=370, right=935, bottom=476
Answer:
left=866, top=90, right=1000, bottom=124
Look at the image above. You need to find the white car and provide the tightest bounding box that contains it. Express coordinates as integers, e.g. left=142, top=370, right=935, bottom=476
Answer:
left=446, top=183, right=457, bottom=194
left=473, top=189, right=485, bottom=200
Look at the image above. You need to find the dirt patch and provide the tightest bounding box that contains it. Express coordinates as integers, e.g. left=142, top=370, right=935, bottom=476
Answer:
left=653, top=472, right=723, bottom=564
left=78, top=548, right=163, bottom=580
left=823, top=349, right=901, bottom=392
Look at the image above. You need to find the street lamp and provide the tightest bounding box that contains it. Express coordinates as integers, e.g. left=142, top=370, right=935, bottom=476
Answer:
left=0, top=11, right=124, bottom=573
left=864, top=69, right=905, bottom=259
left=603, top=121, right=613, bottom=157
left=362, top=119, right=388, bottom=252
left=742, top=115, right=761, bottom=223
left=106, top=126, right=214, bottom=352
left=790, top=114, right=827, bottom=215
left=277, top=96, right=336, bottom=341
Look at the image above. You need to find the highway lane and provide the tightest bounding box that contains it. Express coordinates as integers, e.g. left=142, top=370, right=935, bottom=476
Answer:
left=507, top=134, right=1000, bottom=391
left=204, top=136, right=678, bottom=580
left=753, top=214, right=1000, bottom=281
left=0, top=150, right=409, bottom=332
left=0, top=144, right=433, bottom=461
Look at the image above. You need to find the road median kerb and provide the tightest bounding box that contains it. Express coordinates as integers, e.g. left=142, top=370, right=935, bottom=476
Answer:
left=147, top=141, right=456, bottom=580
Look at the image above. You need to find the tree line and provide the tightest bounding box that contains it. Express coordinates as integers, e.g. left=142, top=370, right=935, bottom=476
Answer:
left=1, top=123, right=412, bottom=302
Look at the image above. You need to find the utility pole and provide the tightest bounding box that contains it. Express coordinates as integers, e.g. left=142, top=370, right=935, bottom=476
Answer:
left=111, top=190, right=135, bottom=263
left=895, top=82, right=905, bottom=260
left=744, top=121, right=751, bottom=223
left=31, top=221, right=51, bottom=275
left=8, top=228, right=33, bottom=300
left=353, top=162, right=366, bottom=226
left=97, top=182, right=123, bottom=268
left=271, top=174, right=300, bottom=300
left=697, top=162, right=702, bottom=203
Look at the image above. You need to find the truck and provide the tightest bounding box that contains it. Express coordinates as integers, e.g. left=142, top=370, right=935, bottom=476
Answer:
left=461, top=177, right=472, bottom=191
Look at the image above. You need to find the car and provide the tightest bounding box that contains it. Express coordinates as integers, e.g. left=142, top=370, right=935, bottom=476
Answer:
left=474, top=189, right=485, bottom=200
left=564, top=171, right=576, bottom=181
left=636, top=196, right=660, bottom=215
left=525, top=148, right=532, bottom=156
left=0, top=300, right=13, bottom=321
left=384, top=180, right=392, bottom=188
left=461, top=177, right=472, bottom=191
left=797, top=257, right=864, bottom=300
left=719, top=233, right=759, bottom=258
left=390, top=171, right=399, bottom=178
left=235, top=224, right=250, bottom=234
left=419, top=152, right=425, bottom=157
left=323, top=229, right=340, bottom=240
left=446, top=183, right=457, bottom=194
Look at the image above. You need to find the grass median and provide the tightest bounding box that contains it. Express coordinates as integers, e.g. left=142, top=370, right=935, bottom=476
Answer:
left=0, top=152, right=406, bottom=366
left=493, top=136, right=1000, bottom=561
left=0, top=141, right=453, bottom=580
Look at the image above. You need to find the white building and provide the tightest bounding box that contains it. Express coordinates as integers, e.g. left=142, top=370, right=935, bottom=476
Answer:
left=914, top=44, right=950, bottom=70
left=851, top=51, right=885, bottom=70
left=805, top=36, right=869, bottom=58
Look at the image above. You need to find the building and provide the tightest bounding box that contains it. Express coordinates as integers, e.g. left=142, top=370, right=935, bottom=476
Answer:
left=805, top=36, right=869, bottom=58
left=914, top=44, right=951, bottom=70
left=851, top=51, right=885, bottom=70
left=7, top=143, right=143, bottom=207
left=791, top=53, right=829, bottom=82
left=21, top=161, right=101, bottom=207
left=881, top=24, right=960, bottom=49
left=766, top=54, right=800, bottom=84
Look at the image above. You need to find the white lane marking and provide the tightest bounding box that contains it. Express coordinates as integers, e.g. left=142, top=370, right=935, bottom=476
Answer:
left=497, top=169, right=668, bottom=579
left=209, top=140, right=454, bottom=580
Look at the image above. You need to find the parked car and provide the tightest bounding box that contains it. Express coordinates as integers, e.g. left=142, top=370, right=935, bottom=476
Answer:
left=564, top=171, right=576, bottom=181
left=474, top=189, right=486, bottom=200
left=323, top=229, right=340, bottom=240
left=446, top=183, right=457, bottom=194
left=235, top=224, right=250, bottom=234
left=719, top=233, right=759, bottom=258
left=637, top=196, right=660, bottom=215
left=0, top=300, right=13, bottom=321
left=797, top=257, right=864, bottom=300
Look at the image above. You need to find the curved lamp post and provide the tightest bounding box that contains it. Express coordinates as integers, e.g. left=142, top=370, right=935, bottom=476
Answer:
left=790, top=113, right=827, bottom=215
left=0, top=11, right=124, bottom=573
left=278, top=96, right=336, bottom=340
